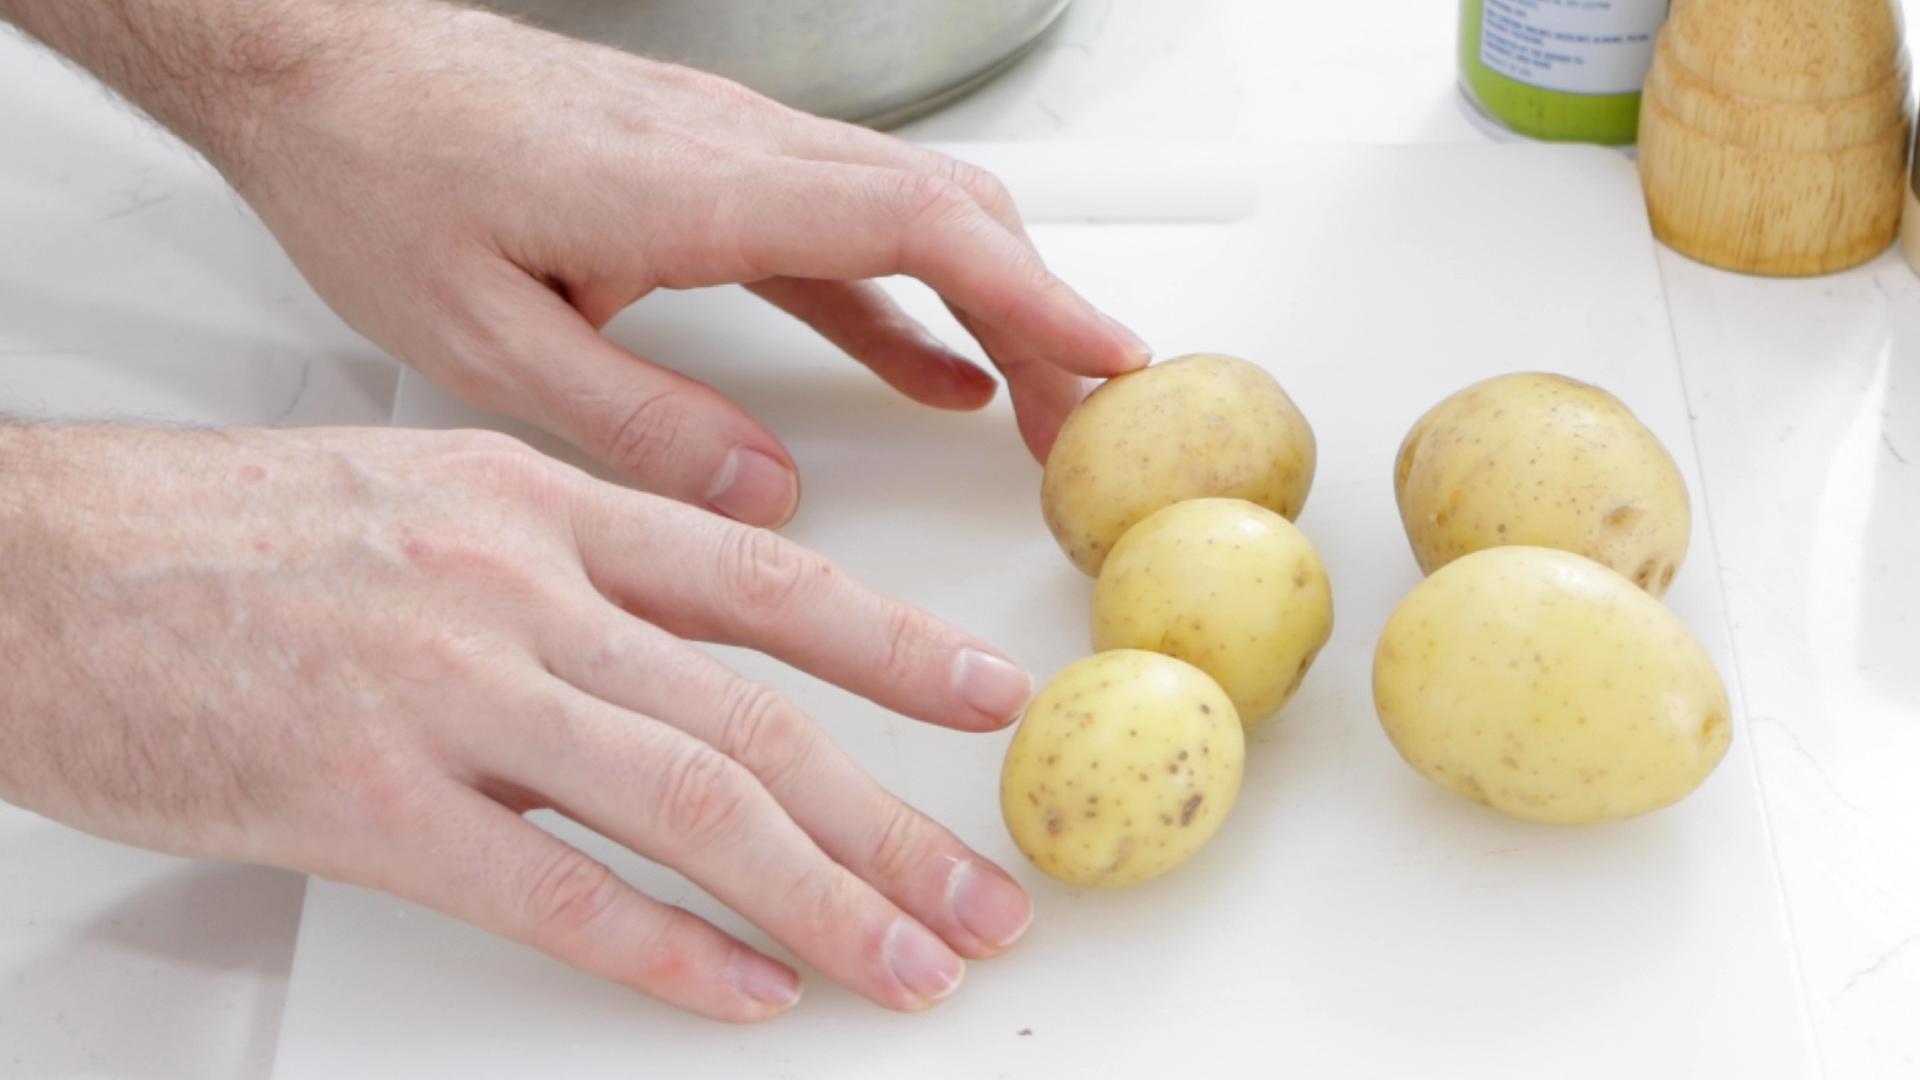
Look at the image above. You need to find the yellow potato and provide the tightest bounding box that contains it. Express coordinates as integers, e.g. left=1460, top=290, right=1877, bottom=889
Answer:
left=1042, top=353, right=1316, bottom=576
left=1092, top=498, right=1332, bottom=726
left=1373, top=546, right=1731, bottom=825
left=1001, top=651, right=1244, bottom=887
left=1394, top=372, right=1690, bottom=594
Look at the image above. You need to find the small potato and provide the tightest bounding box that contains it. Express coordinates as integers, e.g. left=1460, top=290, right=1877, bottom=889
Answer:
left=1001, top=651, right=1244, bottom=887
left=1093, top=498, right=1332, bottom=726
left=1394, top=372, right=1690, bottom=594
left=1042, top=353, right=1316, bottom=576
left=1373, top=546, right=1731, bottom=825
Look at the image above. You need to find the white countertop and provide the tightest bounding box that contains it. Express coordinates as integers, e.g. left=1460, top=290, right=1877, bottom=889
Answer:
left=2, top=2, right=1916, bottom=1077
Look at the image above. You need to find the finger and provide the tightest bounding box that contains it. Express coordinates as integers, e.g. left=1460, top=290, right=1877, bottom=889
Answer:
left=947, top=303, right=1087, bottom=461
left=448, top=274, right=801, bottom=527
left=773, top=118, right=1033, bottom=242
left=660, top=157, right=1149, bottom=378
left=569, top=489, right=1034, bottom=731
left=379, top=781, right=800, bottom=1022
left=541, top=604, right=1032, bottom=958
left=750, top=128, right=1093, bottom=459
left=745, top=278, right=997, bottom=410
left=484, top=683, right=969, bottom=1012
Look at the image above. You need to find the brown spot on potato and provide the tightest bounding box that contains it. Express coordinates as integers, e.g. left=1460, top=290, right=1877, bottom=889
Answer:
left=1701, top=710, right=1728, bottom=746
left=1180, top=794, right=1204, bottom=826
left=1603, top=505, right=1644, bottom=531
left=1044, top=810, right=1063, bottom=835
left=1456, top=774, right=1488, bottom=805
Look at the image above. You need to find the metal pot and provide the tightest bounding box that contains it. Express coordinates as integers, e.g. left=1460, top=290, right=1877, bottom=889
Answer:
left=472, top=0, right=1074, bottom=128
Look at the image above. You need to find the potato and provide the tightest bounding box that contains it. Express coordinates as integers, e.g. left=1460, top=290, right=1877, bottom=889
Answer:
left=1394, top=372, right=1690, bottom=594
left=1042, top=353, right=1316, bottom=576
left=1092, top=498, right=1332, bottom=726
left=1372, top=546, right=1731, bottom=825
left=1001, top=650, right=1245, bottom=887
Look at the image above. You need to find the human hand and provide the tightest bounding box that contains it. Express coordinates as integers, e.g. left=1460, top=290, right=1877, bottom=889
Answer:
left=0, top=424, right=1037, bottom=1020
left=215, top=2, right=1148, bottom=523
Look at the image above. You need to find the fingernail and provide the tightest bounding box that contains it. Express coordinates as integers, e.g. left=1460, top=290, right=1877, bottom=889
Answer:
left=706, top=447, right=799, bottom=527
left=952, top=649, right=1032, bottom=722
left=947, top=860, right=1033, bottom=951
left=727, top=950, right=803, bottom=1011
left=1097, top=312, right=1153, bottom=366
left=884, top=918, right=965, bottom=1006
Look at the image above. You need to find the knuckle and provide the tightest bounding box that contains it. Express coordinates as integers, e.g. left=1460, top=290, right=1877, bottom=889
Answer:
left=791, top=868, right=865, bottom=949
left=580, top=624, right=662, bottom=680
left=447, top=428, right=534, bottom=459
left=717, top=526, right=824, bottom=626
left=391, top=626, right=502, bottom=686
left=601, top=391, right=694, bottom=481
left=702, top=73, right=780, bottom=114
left=442, top=429, right=573, bottom=503
left=629, top=906, right=704, bottom=989
left=943, top=158, right=1017, bottom=222
left=717, top=681, right=815, bottom=791
left=522, top=847, right=625, bottom=944
left=867, top=802, right=930, bottom=888
left=656, top=742, right=754, bottom=848
left=875, top=604, right=928, bottom=687
left=394, top=524, right=557, bottom=601
left=893, top=172, right=976, bottom=233
left=336, top=755, right=432, bottom=834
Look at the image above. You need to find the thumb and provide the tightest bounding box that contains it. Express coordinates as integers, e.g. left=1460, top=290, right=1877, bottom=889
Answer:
left=449, top=280, right=801, bottom=527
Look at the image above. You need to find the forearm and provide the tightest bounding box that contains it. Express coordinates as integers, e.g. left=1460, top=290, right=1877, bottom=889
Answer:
left=0, top=0, right=430, bottom=181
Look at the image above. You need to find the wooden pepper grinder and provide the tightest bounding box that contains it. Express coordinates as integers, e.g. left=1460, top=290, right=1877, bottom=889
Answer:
left=1638, top=0, right=1912, bottom=275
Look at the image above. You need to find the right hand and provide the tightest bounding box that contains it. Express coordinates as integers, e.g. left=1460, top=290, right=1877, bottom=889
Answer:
left=212, top=4, right=1152, bottom=523
left=0, top=423, right=1036, bottom=1021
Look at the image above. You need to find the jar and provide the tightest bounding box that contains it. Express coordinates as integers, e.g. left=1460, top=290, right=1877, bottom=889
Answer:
left=1459, top=0, right=1671, bottom=145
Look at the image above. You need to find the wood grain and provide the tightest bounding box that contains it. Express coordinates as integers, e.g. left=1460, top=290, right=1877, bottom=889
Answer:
left=1639, top=0, right=1913, bottom=275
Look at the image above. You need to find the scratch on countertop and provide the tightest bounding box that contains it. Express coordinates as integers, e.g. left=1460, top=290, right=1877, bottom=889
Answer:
left=1833, top=932, right=1920, bottom=1002
left=267, top=359, right=313, bottom=426
left=94, top=191, right=173, bottom=223
left=1752, top=715, right=1865, bottom=815
left=1884, top=432, right=1909, bottom=466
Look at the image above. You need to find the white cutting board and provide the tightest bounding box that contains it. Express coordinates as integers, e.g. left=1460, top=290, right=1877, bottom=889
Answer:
left=273, top=144, right=1816, bottom=1079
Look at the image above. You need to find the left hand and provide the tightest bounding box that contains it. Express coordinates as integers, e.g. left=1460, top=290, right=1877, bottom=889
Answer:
left=220, top=2, right=1151, bottom=524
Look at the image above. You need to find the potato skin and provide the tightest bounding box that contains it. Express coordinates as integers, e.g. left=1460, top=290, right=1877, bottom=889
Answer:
left=1092, top=498, right=1332, bottom=726
left=1042, top=353, right=1316, bottom=576
left=1001, top=651, right=1245, bottom=887
left=1372, top=546, right=1731, bottom=825
left=1394, top=372, right=1690, bottom=594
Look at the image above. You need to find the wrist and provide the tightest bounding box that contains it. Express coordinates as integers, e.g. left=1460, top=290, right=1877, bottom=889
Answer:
left=0, top=0, right=440, bottom=188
